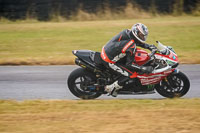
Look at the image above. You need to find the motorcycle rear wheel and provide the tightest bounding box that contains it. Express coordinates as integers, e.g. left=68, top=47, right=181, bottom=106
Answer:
left=67, top=68, right=102, bottom=99
left=155, top=71, right=190, bottom=98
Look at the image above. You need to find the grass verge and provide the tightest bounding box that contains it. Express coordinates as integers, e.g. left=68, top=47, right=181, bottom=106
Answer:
left=0, top=16, right=200, bottom=65
left=0, top=98, right=200, bottom=133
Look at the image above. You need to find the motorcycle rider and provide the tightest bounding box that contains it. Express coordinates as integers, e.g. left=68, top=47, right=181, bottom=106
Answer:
left=101, top=23, right=157, bottom=97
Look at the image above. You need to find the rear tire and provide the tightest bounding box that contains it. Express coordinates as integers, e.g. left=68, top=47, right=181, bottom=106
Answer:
left=155, top=71, right=190, bottom=98
left=67, top=68, right=102, bottom=99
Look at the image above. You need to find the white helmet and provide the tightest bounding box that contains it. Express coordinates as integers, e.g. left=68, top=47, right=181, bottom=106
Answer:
left=131, top=23, right=148, bottom=43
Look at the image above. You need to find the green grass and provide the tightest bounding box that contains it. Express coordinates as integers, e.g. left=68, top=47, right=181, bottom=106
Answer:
left=0, top=99, right=200, bottom=133
left=0, top=16, right=200, bottom=65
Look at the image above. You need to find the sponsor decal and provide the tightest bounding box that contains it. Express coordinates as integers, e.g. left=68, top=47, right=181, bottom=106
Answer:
left=118, top=34, right=122, bottom=42
left=122, top=40, right=134, bottom=53
left=81, top=65, right=86, bottom=68
left=166, top=60, right=175, bottom=65
left=155, top=55, right=162, bottom=59
left=112, top=53, right=126, bottom=62
left=138, top=74, right=165, bottom=78
left=140, top=77, right=161, bottom=85
left=101, top=51, right=106, bottom=59
left=164, top=70, right=172, bottom=74
left=173, top=56, right=176, bottom=60
left=101, top=47, right=115, bottom=64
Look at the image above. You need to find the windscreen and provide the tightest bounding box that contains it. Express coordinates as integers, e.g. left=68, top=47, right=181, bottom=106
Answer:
left=157, top=41, right=167, bottom=51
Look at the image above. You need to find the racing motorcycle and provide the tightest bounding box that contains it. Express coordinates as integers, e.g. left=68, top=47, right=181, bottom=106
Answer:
left=67, top=41, right=190, bottom=99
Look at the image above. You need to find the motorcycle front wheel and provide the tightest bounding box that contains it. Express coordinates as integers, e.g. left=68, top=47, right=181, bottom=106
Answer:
left=67, top=68, right=102, bottom=99
left=155, top=71, right=190, bottom=98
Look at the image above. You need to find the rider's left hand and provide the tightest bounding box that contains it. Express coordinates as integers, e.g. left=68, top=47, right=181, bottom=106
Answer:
left=149, top=44, right=157, bottom=51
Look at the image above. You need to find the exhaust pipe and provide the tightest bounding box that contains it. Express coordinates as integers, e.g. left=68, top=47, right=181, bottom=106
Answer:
left=75, top=58, right=95, bottom=71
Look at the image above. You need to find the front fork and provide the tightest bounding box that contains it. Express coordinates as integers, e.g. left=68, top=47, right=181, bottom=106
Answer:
left=163, top=68, right=179, bottom=92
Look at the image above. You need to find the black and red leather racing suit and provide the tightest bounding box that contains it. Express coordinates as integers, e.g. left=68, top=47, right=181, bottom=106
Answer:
left=101, top=29, right=151, bottom=86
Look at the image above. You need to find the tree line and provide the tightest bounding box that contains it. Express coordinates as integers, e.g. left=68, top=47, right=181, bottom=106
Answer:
left=0, top=0, right=198, bottom=21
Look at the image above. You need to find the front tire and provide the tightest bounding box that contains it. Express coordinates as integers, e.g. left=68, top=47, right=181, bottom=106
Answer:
left=155, top=71, right=190, bottom=98
left=67, top=68, right=102, bottom=99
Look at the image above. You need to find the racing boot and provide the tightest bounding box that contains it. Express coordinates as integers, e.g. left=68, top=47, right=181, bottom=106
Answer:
left=105, top=81, right=122, bottom=97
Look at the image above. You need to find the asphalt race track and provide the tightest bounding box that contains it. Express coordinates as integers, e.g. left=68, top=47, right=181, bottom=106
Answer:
left=0, top=65, right=199, bottom=100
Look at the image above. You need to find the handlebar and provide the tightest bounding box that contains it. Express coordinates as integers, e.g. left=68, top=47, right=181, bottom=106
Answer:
left=149, top=49, right=158, bottom=58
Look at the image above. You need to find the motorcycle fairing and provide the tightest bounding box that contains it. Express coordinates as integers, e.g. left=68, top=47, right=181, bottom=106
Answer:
left=72, top=50, right=96, bottom=67
left=155, top=52, right=178, bottom=64
left=135, top=48, right=150, bottom=66
left=133, top=45, right=178, bottom=85
left=137, top=69, right=175, bottom=85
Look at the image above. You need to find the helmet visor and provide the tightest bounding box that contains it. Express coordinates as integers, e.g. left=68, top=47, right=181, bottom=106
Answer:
left=138, top=32, right=148, bottom=41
